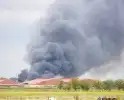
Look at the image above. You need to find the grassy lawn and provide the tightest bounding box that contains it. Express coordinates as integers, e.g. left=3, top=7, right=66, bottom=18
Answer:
left=0, top=90, right=124, bottom=96
left=0, top=88, right=124, bottom=100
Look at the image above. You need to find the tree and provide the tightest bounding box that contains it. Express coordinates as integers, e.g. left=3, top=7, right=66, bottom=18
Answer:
left=93, top=80, right=104, bottom=90
left=65, top=83, right=72, bottom=90
left=62, top=83, right=72, bottom=91
left=115, top=79, right=124, bottom=90
left=0, top=77, right=6, bottom=79
left=9, top=77, right=18, bottom=82
left=71, top=78, right=80, bottom=91
left=57, top=81, right=64, bottom=89
left=102, top=80, right=115, bottom=91
left=80, top=82, right=90, bottom=91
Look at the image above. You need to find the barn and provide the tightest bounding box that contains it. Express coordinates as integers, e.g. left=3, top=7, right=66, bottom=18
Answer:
left=21, top=78, right=72, bottom=87
left=0, top=78, right=18, bottom=87
left=22, top=78, right=60, bottom=87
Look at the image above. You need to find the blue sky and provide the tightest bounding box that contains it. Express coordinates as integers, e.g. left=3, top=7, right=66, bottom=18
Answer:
left=0, top=0, right=55, bottom=78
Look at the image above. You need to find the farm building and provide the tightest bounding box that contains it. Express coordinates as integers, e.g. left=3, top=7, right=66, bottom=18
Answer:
left=21, top=78, right=72, bottom=87
left=0, top=77, right=98, bottom=88
left=21, top=78, right=60, bottom=87
left=61, top=78, right=72, bottom=83
left=0, top=78, right=18, bottom=87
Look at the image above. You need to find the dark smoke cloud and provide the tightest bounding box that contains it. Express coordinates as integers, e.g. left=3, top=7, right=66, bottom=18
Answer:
left=18, top=69, right=28, bottom=82
left=26, top=0, right=124, bottom=80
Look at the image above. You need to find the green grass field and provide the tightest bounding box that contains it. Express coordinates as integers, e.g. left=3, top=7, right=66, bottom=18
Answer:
left=1, top=91, right=124, bottom=96
left=0, top=88, right=124, bottom=100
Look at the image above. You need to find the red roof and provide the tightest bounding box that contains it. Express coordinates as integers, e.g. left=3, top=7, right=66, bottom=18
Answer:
left=24, top=78, right=54, bottom=85
left=36, top=79, right=60, bottom=85
left=24, top=78, right=60, bottom=86
left=0, top=78, right=18, bottom=86
left=22, top=78, right=98, bottom=86
left=61, top=78, right=72, bottom=83
left=24, top=78, right=73, bottom=86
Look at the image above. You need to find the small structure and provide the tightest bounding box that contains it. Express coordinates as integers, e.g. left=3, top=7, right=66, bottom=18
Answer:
left=61, top=78, right=72, bottom=83
left=21, top=78, right=60, bottom=87
left=0, top=78, right=18, bottom=87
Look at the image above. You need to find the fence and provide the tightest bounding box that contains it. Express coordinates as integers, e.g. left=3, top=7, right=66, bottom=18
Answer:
left=0, top=96, right=124, bottom=100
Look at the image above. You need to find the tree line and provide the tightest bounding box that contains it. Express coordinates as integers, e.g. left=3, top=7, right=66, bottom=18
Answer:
left=57, top=78, right=124, bottom=91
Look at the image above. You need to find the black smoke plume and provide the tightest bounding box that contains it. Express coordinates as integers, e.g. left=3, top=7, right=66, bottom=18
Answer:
left=25, top=0, right=124, bottom=80
left=18, top=69, right=28, bottom=82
